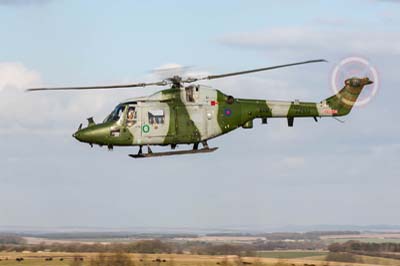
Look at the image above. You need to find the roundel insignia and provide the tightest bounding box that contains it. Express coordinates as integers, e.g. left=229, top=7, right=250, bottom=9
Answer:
left=142, top=124, right=150, bottom=133
left=224, top=108, right=232, bottom=117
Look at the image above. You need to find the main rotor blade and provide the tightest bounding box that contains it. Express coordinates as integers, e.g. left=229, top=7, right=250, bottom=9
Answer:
left=26, top=80, right=168, bottom=92
left=192, top=59, right=327, bottom=82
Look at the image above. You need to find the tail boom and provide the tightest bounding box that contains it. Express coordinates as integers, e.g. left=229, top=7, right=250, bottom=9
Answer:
left=264, top=77, right=373, bottom=119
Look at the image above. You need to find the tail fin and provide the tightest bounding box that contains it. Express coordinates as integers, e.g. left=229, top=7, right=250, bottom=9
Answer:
left=323, top=77, right=373, bottom=116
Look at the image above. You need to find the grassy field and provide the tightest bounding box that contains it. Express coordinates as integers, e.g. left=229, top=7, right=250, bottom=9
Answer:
left=257, top=251, right=328, bottom=259
left=0, top=251, right=398, bottom=266
left=358, top=255, right=400, bottom=266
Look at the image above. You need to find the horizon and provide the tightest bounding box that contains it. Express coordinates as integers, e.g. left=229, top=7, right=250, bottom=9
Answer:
left=3, top=224, right=400, bottom=235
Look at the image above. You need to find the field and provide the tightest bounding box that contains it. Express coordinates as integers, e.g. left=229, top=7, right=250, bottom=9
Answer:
left=0, top=252, right=399, bottom=266
left=257, top=251, right=328, bottom=259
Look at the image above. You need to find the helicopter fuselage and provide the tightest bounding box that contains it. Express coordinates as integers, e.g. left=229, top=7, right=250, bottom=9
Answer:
left=73, top=78, right=372, bottom=150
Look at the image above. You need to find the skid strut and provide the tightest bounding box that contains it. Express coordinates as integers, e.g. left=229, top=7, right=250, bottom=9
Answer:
left=129, top=146, right=218, bottom=158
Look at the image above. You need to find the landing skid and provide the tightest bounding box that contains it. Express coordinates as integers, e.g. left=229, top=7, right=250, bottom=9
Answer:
left=129, top=147, right=218, bottom=159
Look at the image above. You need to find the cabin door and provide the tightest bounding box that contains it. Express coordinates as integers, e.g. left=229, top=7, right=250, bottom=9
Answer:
left=141, top=106, right=169, bottom=137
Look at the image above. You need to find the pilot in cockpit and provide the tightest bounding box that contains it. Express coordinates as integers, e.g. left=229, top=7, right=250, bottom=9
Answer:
left=126, top=107, right=136, bottom=127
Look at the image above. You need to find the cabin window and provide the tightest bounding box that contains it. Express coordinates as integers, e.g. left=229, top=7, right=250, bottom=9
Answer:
left=126, top=106, right=137, bottom=127
left=148, top=110, right=165, bottom=124
left=185, top=86, right=195, bottom=102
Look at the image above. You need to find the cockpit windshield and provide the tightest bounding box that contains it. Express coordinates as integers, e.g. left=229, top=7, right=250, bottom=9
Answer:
left=103, top=104, right=126, bottom=123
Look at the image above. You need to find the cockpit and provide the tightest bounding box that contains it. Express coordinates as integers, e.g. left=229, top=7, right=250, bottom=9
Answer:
left=103, top=104, right=126, bottom=123
left=103, top=103, right=138, bottom=127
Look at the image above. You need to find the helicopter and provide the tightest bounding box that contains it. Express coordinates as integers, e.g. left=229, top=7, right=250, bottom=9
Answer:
left=27, top=59, right=373, bottom=158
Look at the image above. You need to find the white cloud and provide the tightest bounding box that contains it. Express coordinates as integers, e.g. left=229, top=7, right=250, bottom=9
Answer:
left=0, top=62, right=41, bottom=91
left=0, top=62, right=128, bottom=134
left=0, top=63, right=54, bottom=133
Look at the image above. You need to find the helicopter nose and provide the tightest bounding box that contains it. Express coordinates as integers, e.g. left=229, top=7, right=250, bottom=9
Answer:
left=73, top=126, right=94, bottom=143
left=73, top=129, right=85, bottom=142
left=72, top=123, right=109, bottom=145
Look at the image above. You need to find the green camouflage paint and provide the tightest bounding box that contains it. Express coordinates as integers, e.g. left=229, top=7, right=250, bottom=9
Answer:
left=73, top=77, right=373, bottom=148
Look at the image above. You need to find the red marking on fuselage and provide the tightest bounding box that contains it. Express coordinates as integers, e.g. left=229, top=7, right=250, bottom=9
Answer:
left=323, top=109, right=338, bottom=114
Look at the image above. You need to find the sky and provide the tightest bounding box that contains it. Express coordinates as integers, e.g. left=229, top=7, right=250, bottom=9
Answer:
left=0, top=0, right=399, bottom=231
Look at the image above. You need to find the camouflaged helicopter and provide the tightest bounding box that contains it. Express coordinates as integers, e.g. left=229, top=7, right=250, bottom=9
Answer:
left=27, top=59, right=373, bottom=158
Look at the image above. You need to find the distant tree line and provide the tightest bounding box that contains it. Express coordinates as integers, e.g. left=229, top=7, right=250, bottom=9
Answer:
left=325, top=252, right=361, bottom=263
left=328, top=241, right=400, bottom=260
left=0, top=238, right=326, bottom=255
left=0, top=234, right=26, bottom=245
left=186, top=242, right=255, bottom=256
left=329, top=240, right=400, bottom=253
left=0, top=240, right=177, bottom=254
